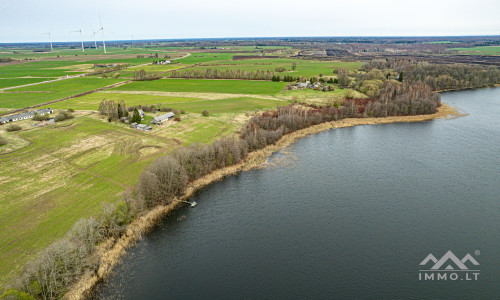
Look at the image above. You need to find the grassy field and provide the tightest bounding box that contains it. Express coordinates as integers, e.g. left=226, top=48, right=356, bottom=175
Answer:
left=0, top=77, right=57, bottom=89
left=116, top=63, right=190, bottom=79
left=0, top=61, right=89, bottom=78
left=50, top=91, right=286, bottom=114
left=281, top=88, right=367, bottom=105
left=424, top=41, right=459, bottom=44
left=176, top=52, right=236, bottom=64
left=112, top=79, right=287, bottom=95
left=155, top=97, right=287, bottom=114
left=50, top=92, right=202, bottom=110
left=0, top=109, right=248, bottom=285
left=0, top=115, right=175, bottom=284
left=449, top=46, right=500, bottom=55
left=0, top=77, right=125, bottom=108
left=156, top=114, right=242, bottom=145
left=0, top=47, right=180, bottom=60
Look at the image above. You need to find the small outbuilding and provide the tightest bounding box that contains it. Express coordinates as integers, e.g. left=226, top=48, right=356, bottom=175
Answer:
left=151, top=112, right=175, bottom=124
left=0, top=108, right=53, bottom=124
left=136, top=124, right=152, bottom=131
left=138, top=109, right=145, bottom=120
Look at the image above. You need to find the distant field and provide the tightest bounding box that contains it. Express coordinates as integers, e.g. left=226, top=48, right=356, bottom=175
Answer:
left=0, top=61, right=88, bottom=78
left=158, top=97, right=287, bottom=114
left=176, top=52, right=236, bottom=64
left=0, top=47, right=179, bottom=60
left=112, top=79, right=287, bottom=95
left=0, top=77, right=124, bottom=108
left=425, top=41, right=459, bottom=44
left=449, top=46, right=500, bottom=55
left=117, top=63, right=189, bottom=78
left=0, top=77, right=56, bottom=89
left=182, top=58, right=362, bottom=78
left=50, top=92, right=202, bottom=110
left=0, top=58, right=160, bottom=79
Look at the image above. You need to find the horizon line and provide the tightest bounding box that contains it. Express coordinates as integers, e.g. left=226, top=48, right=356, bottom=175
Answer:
left=2, top=34, right=500, bottom=45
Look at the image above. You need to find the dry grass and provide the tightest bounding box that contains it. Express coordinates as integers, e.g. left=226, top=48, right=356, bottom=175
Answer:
left=100, top=90, right=283, bottom=101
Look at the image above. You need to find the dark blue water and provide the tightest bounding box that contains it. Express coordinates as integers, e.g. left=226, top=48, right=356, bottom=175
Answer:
left=95, top=88, right=500, bottom=299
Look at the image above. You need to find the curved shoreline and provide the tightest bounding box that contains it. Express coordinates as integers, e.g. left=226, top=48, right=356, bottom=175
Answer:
left=65, top=103, right=461, bottom=299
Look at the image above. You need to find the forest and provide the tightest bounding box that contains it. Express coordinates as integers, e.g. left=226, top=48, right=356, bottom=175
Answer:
left=360, top=59, right=500, bottom=91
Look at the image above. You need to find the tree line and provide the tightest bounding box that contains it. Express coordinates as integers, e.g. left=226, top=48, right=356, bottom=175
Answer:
left=169, top=69, right=274, bottom=80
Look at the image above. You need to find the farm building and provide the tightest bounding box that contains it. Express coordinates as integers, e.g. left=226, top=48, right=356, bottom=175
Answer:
left=296, top=81, right=311, bottom=88
left=137, top=124, right=152, bottom=131
left=151, top=112, right=175, bottom=124
left=0, top=108, right=53, bottom=124
left=138, top=109, right=145, bottom=119
left=130, top=122, right=152, bottom=131
left=155, top=60, right=171, bottom=65
left=34, top=108, right=54, bottom=115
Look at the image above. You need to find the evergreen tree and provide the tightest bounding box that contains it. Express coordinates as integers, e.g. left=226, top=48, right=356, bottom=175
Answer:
left=398, top=71, right=404, bottom=82
left=131, top=108, right=141, bottom=124
left=118, top=103, right=123, bottom=119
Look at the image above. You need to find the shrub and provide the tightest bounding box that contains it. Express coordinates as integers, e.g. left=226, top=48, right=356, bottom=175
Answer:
left=344, top=89, right=357, bottom=98
left=32, top=113, right=49, bottom=121
left=202, top=110, right=209, bottom=117
left=54, top=111, right=74, bottom=122
left=174, top=117, right=181, bottom=122
left=180, top=109, right=186, bottom=114
left=68, top=108, right=75, bottom=113
left=6, top=124, right=22, bottom=132
left=0, top=136, right=8, bottom=146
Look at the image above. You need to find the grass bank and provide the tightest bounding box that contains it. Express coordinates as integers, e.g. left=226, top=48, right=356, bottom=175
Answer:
left=66, top=103, right=460, bottom=299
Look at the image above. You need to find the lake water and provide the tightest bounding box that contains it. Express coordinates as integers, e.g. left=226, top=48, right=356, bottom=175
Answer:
left=95, top=88, right=500, bottom=299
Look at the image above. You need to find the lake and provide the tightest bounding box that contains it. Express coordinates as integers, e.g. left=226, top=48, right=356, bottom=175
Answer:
left=95, top=87, right=500, bottom=299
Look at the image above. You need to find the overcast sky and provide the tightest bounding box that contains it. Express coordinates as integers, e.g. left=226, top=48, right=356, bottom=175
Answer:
left=1, top=0, right=499, bottom=43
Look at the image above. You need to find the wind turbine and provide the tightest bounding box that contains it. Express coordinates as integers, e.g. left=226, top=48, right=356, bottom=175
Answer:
left=43, top=31, right=53, bottom=51
left=90, top=26, right=98, bottom=49
left=71, top=27, right=85, bottom=52
left=98, top=14, right=107, bottom=54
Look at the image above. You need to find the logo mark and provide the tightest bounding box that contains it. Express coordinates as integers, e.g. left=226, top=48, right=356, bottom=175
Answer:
left=418, top=250, right=480, bottom=281
left=420, top=250, right=479, bottom=270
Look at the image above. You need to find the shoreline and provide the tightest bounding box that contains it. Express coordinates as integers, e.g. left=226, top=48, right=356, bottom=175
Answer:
left=65, top=103, right=461, bottom=299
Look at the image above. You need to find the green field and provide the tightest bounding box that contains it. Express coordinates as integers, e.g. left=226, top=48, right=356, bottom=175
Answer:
left=116, top=63, right=190, bottom=78
left=112, top=78, right=287, bottom=95
left=176, top=52, right=237, bottom=64
left=0, top=47, right=180, bottom=60
left=0, top=61, right=90, bottom=78
left=449, top=46, right=500, bottom=55
left=0, top=116, right=175, bottom=284
left=425, top=41, right=459, bottom=44
left=157, top=97, right=287, bottom=114
left=50, top=92, right=202, bottom=110
left=0, top=77, right=125, bottom=108
left=0, top=109, right=246, bottom=285
left=0, top=77, right=56, bottom=89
